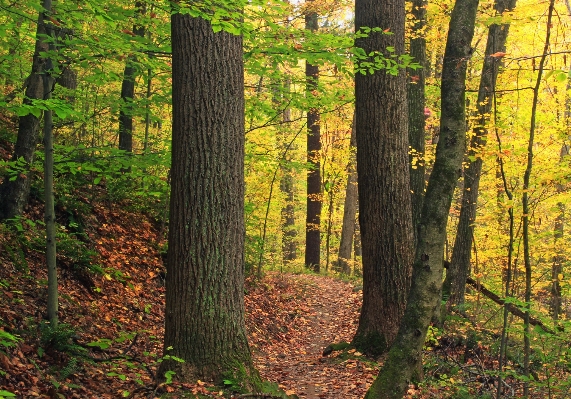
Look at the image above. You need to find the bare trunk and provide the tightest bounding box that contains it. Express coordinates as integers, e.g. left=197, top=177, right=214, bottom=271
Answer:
left=162, top=12, right=259, bottom=389
left=353, top=0, right=414, bottom=357
left=280, top=80, right=297, bottom=264
left=0, top=3, right=52, bottom=221
left=305, top=4, right=321, bottom=272
left=408, top=0, right=427, bottom=247
left=337, top=116, right=358, bottom=274
left=522, top=2, right=554, bottom=396
left=118, top=2, right=146, bottom=152
left=42, top=0, right=57, bottom=326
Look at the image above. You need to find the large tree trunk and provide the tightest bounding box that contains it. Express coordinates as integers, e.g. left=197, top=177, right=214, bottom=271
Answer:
left=364, top=0, right=479, bottom=395
left=0, top=2, right=52, bottom=221
left=162, top=13, right=259, bottom=389
left=447, top=0, right=517, bottom=307
left=352, top=0, right=414, bottom=357
left=118, top=2, right=146, bottom=152
left=408, top=0, right=427, bottom=247
left=337, top=116, right=358, bottom=275
left=305, top=3, right=321, bottom=272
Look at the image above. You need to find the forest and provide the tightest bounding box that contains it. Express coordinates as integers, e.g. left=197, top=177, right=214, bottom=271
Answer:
left=0, top=0, right=570, bottom=397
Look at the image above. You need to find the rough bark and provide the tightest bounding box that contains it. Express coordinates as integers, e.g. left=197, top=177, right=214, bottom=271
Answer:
left=305, top=4, right=321, bottom=272
left=162, top=13, right=259, bottom=388
left=118, top=2, right=146, bottom=152
left=364, top=0, right=479, bottom=395
left=447, top=0, right=517, bottom=307
left=408, top=0, right=427, bottom=248
left=337, top=116, right=358, bottom=275
left=0, top=3, right=51, bottom=221
left=352, top=0, right=414, bottom=357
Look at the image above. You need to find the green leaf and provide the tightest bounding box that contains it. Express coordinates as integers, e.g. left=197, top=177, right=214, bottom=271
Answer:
left=0, top=390, right=16, bottom=397
left=87, top=339, right=112, bottom=350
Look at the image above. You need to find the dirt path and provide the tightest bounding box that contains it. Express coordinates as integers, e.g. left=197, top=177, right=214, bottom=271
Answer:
left=250, top=274, right=376, bottom=398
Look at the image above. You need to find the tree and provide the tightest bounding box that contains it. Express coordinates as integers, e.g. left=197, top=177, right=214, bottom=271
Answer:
left=407, top=0, right=427, bottom=247
left=337, top=115, right=357, bottom=275
left=0, top=0, right=54, bottom=221
left=279, top=78, right=297, bottom=264
left=352, top=0, right=414, bottom=356
left=304, top=0, right=322, bottom=273
left=521, top=1, right=554, bottom=395
left=42, top=0, right=58, bottom=327
left=446, top=0, right=517, bottom=308
left=161, top=9, right=260, bottom=388
left=118, top=1, right=146, bottom=153
left=364, top=0, right=480, bottom=394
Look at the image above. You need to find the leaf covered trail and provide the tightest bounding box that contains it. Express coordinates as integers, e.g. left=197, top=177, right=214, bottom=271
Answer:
left=247, top=273, right=376, bottom=398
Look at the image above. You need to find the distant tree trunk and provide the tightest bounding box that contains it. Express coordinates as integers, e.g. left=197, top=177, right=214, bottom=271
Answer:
left=551, top=173, right=565, bottom=321
left=305, top=3, right=321, bottom=273
left=352, top=0, right=414, bottom=357
left=553, top=0, right=571, bottom=322
left=280, top=80, right=297, bottom=264
left=118, top=2, right=146, bottom=152
left=364, top=0, right=479, bottom=395
left=161, top=12, right=259, bottom=389
left=522, top=3, right=554, bottom=395
left=353, top=219, right=361, bottom=260
left=42, top=0, right=57, bottom=327
left=337, top=116, right=357, bottom=275
left=408, top=0, right=427, bottom=247
left=447, top=0, right=517, bottom=308
left=0, top=2, right=52, bottom=221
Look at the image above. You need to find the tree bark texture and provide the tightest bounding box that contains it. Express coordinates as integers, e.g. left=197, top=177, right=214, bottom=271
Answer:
left=0, top=4, right=51, bottom=221
left=162, top=14, right=258, bottom=388
left=364, top=0, right=479, bottom=395
left=305, top=7, right=321, bottom=272
left=447, top=0, right=517, bottom=307
left=118, top=2, right=146, bottom=152
left=353, top=0, right=414, bottom=356
left=408, top=0, right=427, bottom=248
left=337, top=116, right=358, bottom=275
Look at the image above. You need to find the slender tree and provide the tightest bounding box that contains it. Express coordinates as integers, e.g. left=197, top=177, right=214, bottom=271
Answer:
left=118, top=1, right=146, bottom=153
left=41, top=0, right=58, bottom=327
left=408, top=0, right=427, bottom=247
left=522, top=1, right=554, bottom=395
left=304, top=0, right=322, bottom=272
left=0, top=0, right=54, bottom=221
left=280, top=78, right=297, bottom=264
left=161, top=9, right=259, bottom=388
left=337, top=115, right=357, bottom=274
left=352, top=0, right=414, bottom=356
left=446, top=0, right=517, bottom=308
left=364, top=0, right=480, bottom=394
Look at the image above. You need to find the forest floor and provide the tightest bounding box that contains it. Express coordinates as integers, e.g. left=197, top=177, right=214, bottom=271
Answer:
left=0, top=191, right=381, bottom=399
left=249, top=274, right=375, bottom=399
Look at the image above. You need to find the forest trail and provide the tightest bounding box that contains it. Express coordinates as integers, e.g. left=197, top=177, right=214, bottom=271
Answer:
left=248, top=274, right=376, bottom=398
